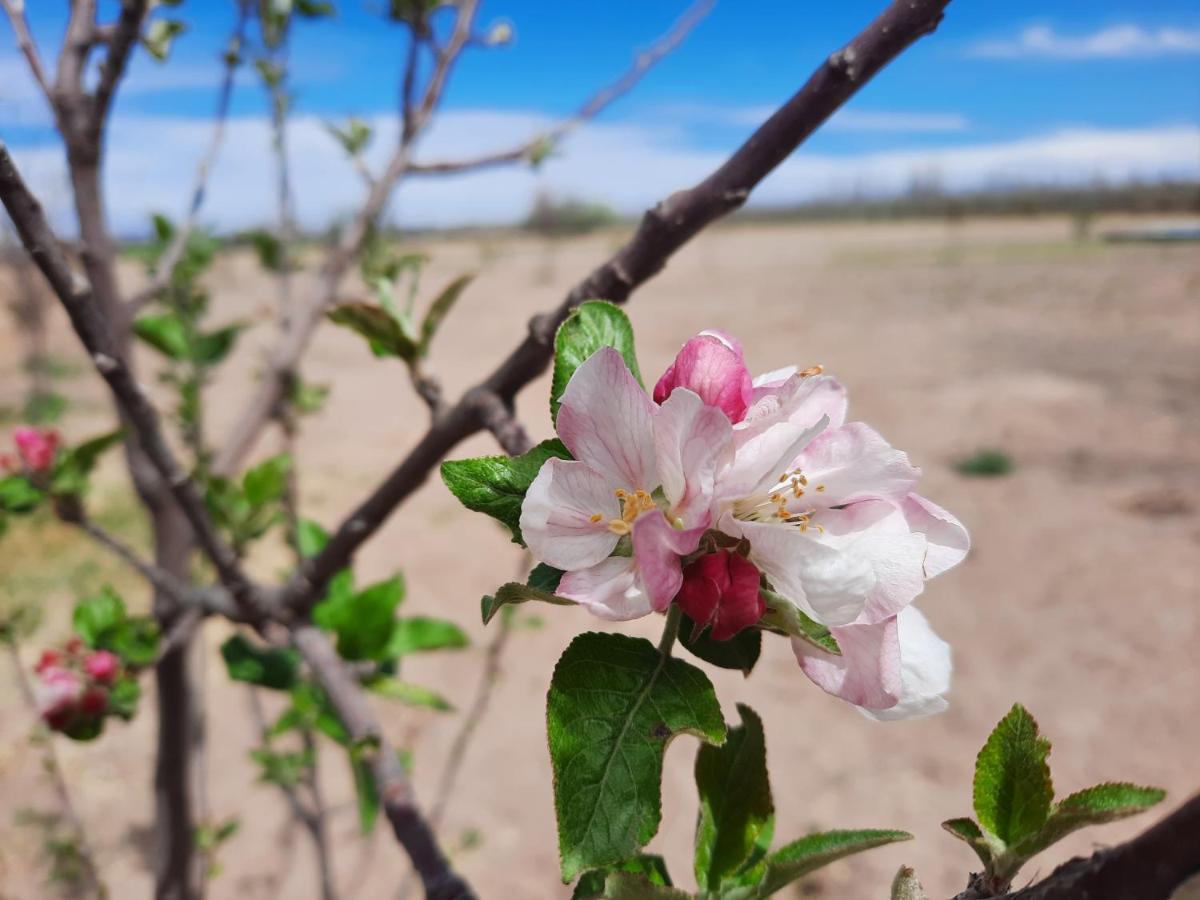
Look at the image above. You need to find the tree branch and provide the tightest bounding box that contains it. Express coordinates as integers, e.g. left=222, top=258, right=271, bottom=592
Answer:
left=91, top=0, right=149, bottom=135
left=290, top=625, right=475, bottom=900
left=408, top=0, right=714, bottom=176
left=281, top=0, right=954, bottom=612
left=127, top=0, right=252, bottom=314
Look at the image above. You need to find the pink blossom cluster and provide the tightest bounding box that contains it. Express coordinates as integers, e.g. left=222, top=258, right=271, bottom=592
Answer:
left=33, top=641, right=120, bottom=733
left=520, top=330, right=969, bottom=720
left=2, top=425, right=60, bottom=475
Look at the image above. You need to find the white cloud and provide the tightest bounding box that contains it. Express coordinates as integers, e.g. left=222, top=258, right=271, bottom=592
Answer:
left=7, top=109, right=1199, bottom=236
left=968, top=24, right=1200, bottom=60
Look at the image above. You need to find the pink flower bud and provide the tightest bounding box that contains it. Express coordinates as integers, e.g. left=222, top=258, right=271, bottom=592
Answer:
left=13, top=426, right=59, bottom=473
left=676, top=550, right=765, bottom=641
left=653, top=331, right=753, bottom=423
left=84, top=650, right=120, bottom=684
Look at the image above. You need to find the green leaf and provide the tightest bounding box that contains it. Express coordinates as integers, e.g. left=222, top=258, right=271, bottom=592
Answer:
left=73, top=587, right=127, bottom=647
left=481, top=581, right=575, bottom=625
left=220, top=634, right=300, bottom=690
left=194, top=322, right=247, bottom=365
left=759, top=590, right=840, bottom=655
left=142, top=18, right=187, bottom=61
left=385, top=616, right=468, bottom=657
left=295, top=518, right=329, bottom=557
left=601, top=872, right=689, bottom=899
left=0, top=475, right=42, bottom=514
left=242, top=453, right=292, bottom=507
left=940, top=818, right=994, bottom=868
left=243, top=229, right=284, bottom=272
left=327, top=302, right=417, bottom=361
left=108, top=617, right=161, bottom=668
left=313, top=575, right=404, bottom=661
left=441, top=439, right=572, bottom=544
left=548, top=631, right=726, bottom=881
left=366, top=678, right=452, bottom=711
left=51, top=429, right=123, bottom=497
left=107, top=676, right=141, bottom=719
left=694, top=705, right=774, bottom=891
left=1014, top=783, right=1165, bottom=860
left=324, top=117, right=372, bottom=156
left=349, top=748, right=380, bottom=834
left=528, top=563, right=564, bottom=593
left=550, top=300, right=642, bottom=422
left=273, top=681, right=349, bottom=745
left=756, top=830, right=912, bottom=897
left=133, top=312, right=190, bottom=359
left=973, top=704, right=1054, bottom=845
left=571, top=855, right=674, bottom=899
left=418, top=273, right=473, bottom=356
left=250, top=746, right=315, bottom=789
left=680, top=618, right=761, bottom=676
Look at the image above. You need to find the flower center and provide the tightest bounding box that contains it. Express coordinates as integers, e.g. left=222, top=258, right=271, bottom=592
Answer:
left=733, top=466, right=827, bottom=533
left=590, top=488, right=658, bottom=535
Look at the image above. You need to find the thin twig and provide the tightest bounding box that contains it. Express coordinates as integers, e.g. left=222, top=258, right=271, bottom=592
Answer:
left=281, top=0, right=955, bottom=614
left=0, top=0, right=52, bottom=98
left=4, top=639, right=109, bottom=899
left=127, top=0, right=252, bottom=314
left=408, top=0, right=714, bottom=176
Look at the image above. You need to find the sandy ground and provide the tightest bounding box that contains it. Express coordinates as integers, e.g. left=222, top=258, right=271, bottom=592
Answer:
left=1, top=215, right=1198, bottom=899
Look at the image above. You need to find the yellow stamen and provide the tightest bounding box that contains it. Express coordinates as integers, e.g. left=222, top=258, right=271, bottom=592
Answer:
left=798, top=364, right=824, bottom=377
left=608, top=519, right=631, bottom=536
left=589, top=513, right=603, bottom=523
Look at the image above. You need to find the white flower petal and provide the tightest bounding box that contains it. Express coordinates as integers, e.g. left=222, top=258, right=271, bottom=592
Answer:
left=794, top=422, right=919, bottom=505
left=557, top=347, right=658, bottom=490
left=519, top=458, right=619, bottom=571
left=654, top=388, right=732, bottom=527
left=901, top=493, right=971, bottom=578
left=861, top=606, right=952, bottom=721
left=558, top=556, right=653, bottom=621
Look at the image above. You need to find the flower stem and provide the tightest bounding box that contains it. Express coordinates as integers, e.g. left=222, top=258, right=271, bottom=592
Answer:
left=658, top=604, right=682, bottom=657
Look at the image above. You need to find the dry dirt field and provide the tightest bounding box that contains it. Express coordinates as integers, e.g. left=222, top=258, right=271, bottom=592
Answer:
left=1, top=215, right=1198, bottom=899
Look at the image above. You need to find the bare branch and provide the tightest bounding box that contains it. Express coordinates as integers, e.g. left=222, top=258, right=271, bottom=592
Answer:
left=1, top=0, right=53, bottom=98
left=408, top=0, right=714, bottom=176
left=210, top=0, right=483, bottom=478
left=291, top=625, right=475, bottom=900
left=67, top=510, right=194, bottom=605
left=127, top=0, right=253, bottom=313
left=0, top=144, right=264, bottom=621
left=281, top=0, right=954, bottom=612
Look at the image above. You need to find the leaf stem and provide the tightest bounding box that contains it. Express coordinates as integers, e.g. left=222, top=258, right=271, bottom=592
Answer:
left=658, top=604, right=682, bottom=657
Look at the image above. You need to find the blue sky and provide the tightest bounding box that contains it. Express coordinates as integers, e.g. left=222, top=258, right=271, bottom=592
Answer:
left=2, top=1, right=1198, bottom=231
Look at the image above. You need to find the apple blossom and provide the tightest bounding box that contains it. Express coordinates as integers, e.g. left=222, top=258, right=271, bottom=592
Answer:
left=520, top=347, right=732, bottom=620
left=13, top=425, right=59, bottom=473
left=35, top=665, right=85, bottom=729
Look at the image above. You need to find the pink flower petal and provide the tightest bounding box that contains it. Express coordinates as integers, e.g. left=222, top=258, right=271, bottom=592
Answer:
left=862, top=606, right=951, bottom=721
left=792, top=422, right=919, bottom=506
left=654, top=388, right=732, bottom=528
left=653, top=333, right=753, bottom=422
left=519, top=458, right=620, bottom=571
left=632, top=510, right=709, bottom=612
left=900, top=493, right=970, bottom=578
left=793, top=616, right=902, bottom=710
left=558, top=556, right=653, bottom=621
left=557, top=347, right=658, bottom=490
